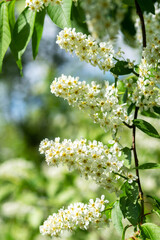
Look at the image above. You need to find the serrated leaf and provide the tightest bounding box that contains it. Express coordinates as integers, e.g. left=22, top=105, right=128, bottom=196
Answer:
left=47, top=0, right=72, bottom=29
left=136, top=163, right=160, bottom=170
left=111, top=201, right=123, bottom=235
left=122, top=147, right=132, bottom=167
left=120, top=181, right=140, bottom=225
left=133, top=119, right=160, bottom=139
left=110, top=61, right=133, bottom=75
left=137, top=0, right=155, bottom=14
left=141, top=223, right=160, bottom=240
left=8, top=0, right=15, bottom=33
left=32, top=9, right=45, bottom=59
left=0, top=1, right=11, bottom=72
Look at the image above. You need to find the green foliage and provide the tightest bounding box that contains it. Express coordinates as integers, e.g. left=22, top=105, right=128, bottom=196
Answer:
left=137, top=0, right=155, bottom=14
left=122, top=147, right=132, bottom=168
left=0, top=1, right=11, bottom=71
left=133, top=119, right=160, bottom=139
left=8, top=0, right=16, bottom=33
left=140, top=223, right=160, bottom=240
left=136, top=163, right=160, bottom=169
left=110, top=61, right=133, bottom=76
left=120, top=181, right=140, bottom=226
left=10, top=8, right=36, bottom=73
left=47, top=0, right=72, bottom=29
left=71, top=3, right=89, bottom=34
left=111, top=201, right=123, bottom=235
left=32, top=9, right=46, bottom=59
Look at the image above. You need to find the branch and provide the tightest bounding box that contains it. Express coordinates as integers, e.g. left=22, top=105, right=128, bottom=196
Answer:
left=123, top=121, right=133, bottom=129
left=135, top=0, right=147, bottom=48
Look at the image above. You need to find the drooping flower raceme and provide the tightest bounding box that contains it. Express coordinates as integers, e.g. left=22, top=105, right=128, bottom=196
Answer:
left=56, top=28, right=117, bottom=73
left=26, top=0, right=62, bottom=11
left=50, top=74, right=133, bottom=133
left=80, top=0, right=126, bottom=40
left=39, top=138, right=126, bottom=191
left=40, top=195, right=109, bottom=237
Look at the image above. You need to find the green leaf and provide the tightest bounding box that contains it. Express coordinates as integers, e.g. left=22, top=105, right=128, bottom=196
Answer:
left=147, top=195, right=160, bottom=209
left=122, top=225, right=131, bottom=240
left=141, top=223, right=160, bottom=240
left=32, top=9, right=45, bottom=59
left=136, top=163, right=160, bottom=170
left=0, top=1, right=11, bottom=72
left=71, top=2, right=89, bottom=34
left=47, top=0, right=72, bottom=29
left=137, top=0, right=155, bottom=14
left=105, top=201, right=115, bottom=219
left=111, top=201, right=123, bottom=235
left=10, top=8, right=36, bottom=73
left=123, top=88, right=128, bottom=103
left=123, top=0, right=135, bottom=6
left=153, top=106, right=160, bottom=115
left=127, top=103, right=135, bottom=115
left=133, top=119, right=160, bottom=139
left=120, top=181, right=140, bottom=225
left=8, top=0, right=16, bottom=33
left=122, top=147, right=132, bottom=167
left=110, top=61, right=133, bottom=76
left=141, top=109, right=160, bottom=119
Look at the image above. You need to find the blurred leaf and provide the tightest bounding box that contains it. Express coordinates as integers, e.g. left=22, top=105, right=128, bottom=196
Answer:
left=136, top=163, right=160, bottom=170
left=71, top=3, right=89, bottom=34
left=153, top=106, right=160, bottom=115
left=140, top=223, right=160, bottom=240
left=137, top=0, right=155, bottom=14
left=47, top=0, right=72, bottom=29
left=123, top=88, right=128, bottom=103
left=147, top=195, right=160, bottom=209
left=111, top=201, right=123, bottom=235
left=122, top=147, right=132, bottom=167
left=123, top=0, right=135, bottom=6
left=122, top=225, right=131, bottom=240
left=0, top=1, right=11, bottom=72
left=105, top=201, right=115, bottom=219
left=110, top=61, right=133, bottom=75
left=8, top=0, right=16, bottom=33
left=141, top=109, right=160, bottom=119
left=133, top=119, right=160, bottom=139
left=32, top=9, right=45, bottom=59
left=127, top=103, right=135, bottom=115
left=120, top=181, right=140, bottom=225
left=28, top=208, right=43, bottom=228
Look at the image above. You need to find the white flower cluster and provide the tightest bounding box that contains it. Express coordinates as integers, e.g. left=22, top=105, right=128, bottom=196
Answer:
left=39, top=137, right=124, bottom=191
left=80, top=0, right=125, bottom=40
left=50, top=74, right=132, bottom=133
left=56, top=28, right=116, bottom=73
left=26, top=0, right=62, bottom=11
left=0, top=159, right=34, bottom=181
left=40, top=195, right=109, bottom=237
left=133, top=3, right=160, bottom=111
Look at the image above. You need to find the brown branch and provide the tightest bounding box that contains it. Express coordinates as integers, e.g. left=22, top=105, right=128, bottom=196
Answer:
left=123, top=121, right=133, bottom=129
left=135, top=0, right=147, bottom=48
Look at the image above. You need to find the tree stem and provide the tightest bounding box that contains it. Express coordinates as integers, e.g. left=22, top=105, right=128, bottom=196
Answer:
left=135, top=0, right=147, bottom=48
left=134, top=0, right=147, bottom=224
left=132, top=107, right=144, bottom=224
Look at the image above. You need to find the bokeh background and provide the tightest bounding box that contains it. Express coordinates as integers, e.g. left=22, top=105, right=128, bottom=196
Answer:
left=0, top=3, right=160, bottom=240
